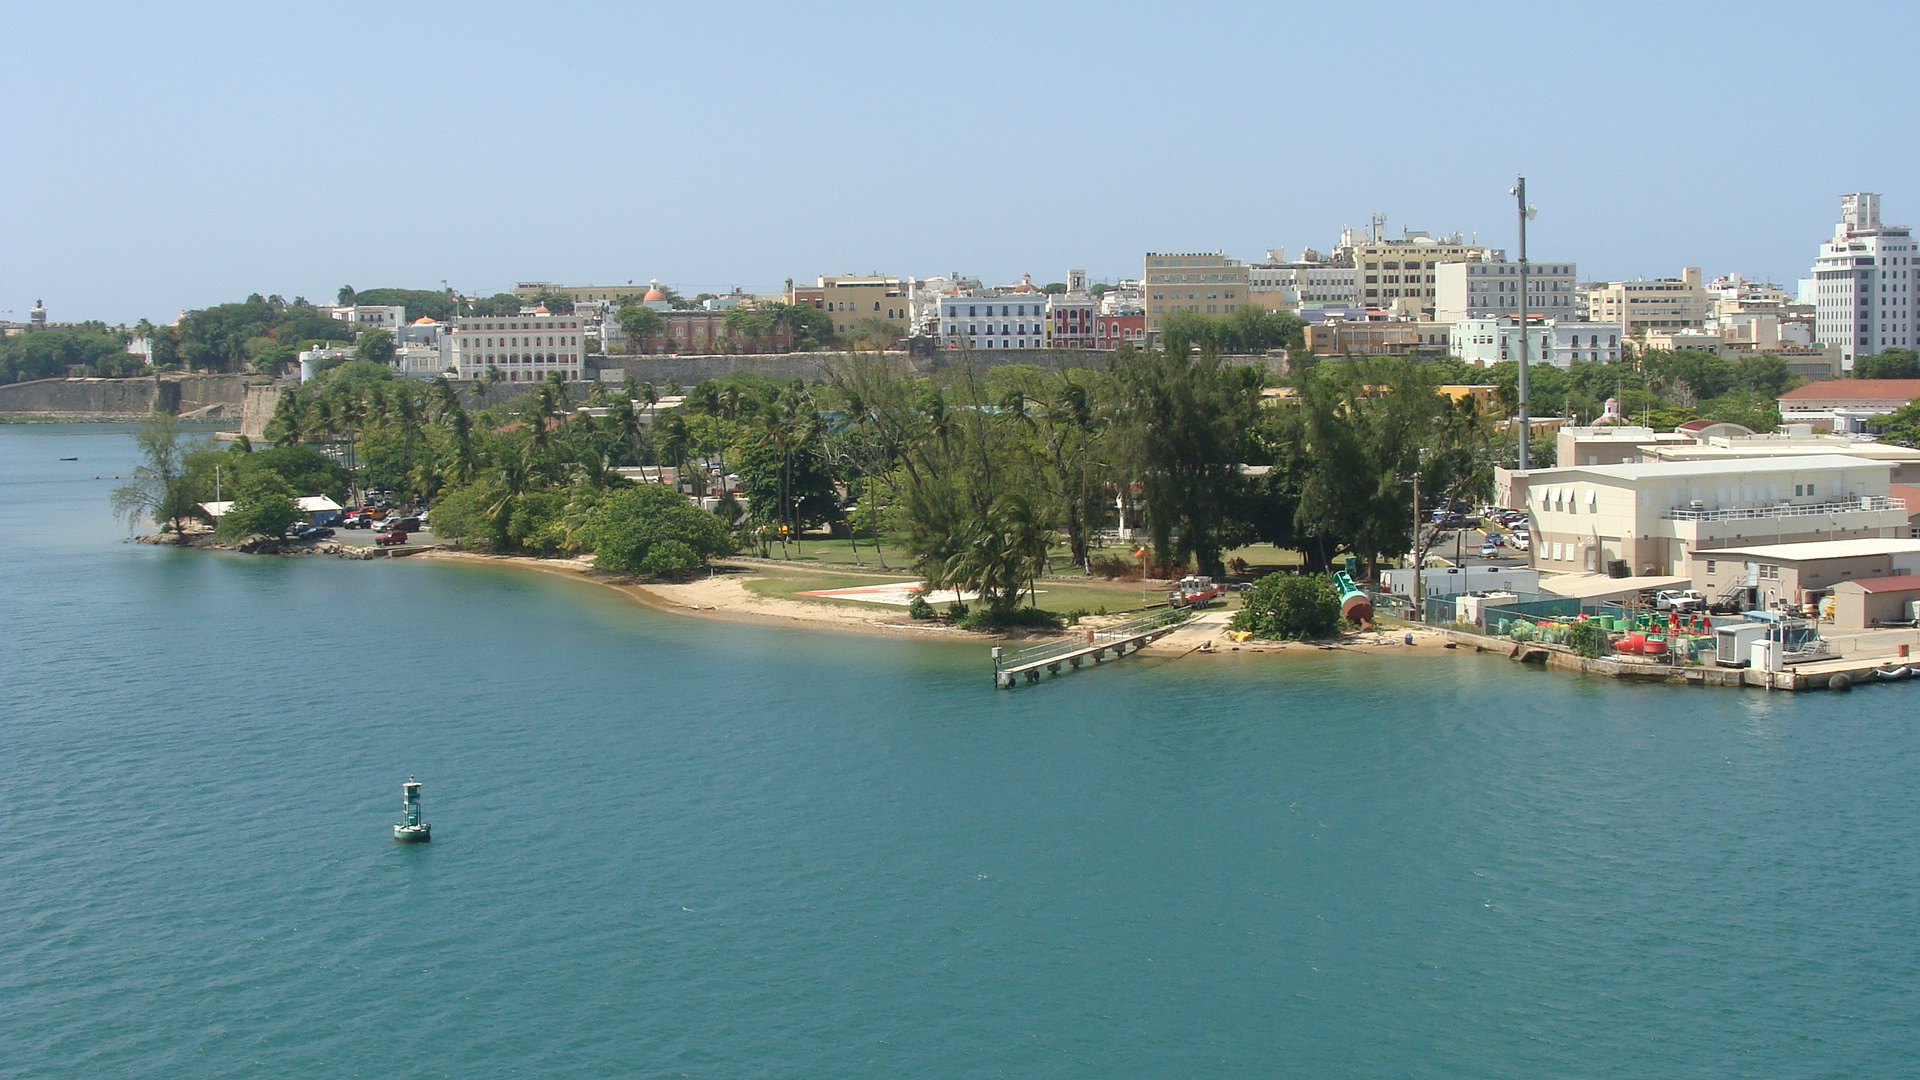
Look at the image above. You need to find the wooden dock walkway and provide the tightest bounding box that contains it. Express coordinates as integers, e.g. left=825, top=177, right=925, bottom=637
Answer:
left=993, top=609, right=1192, bottom=688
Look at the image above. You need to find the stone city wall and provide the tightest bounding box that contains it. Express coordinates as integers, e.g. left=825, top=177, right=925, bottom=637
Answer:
left=0, top=374, right=255, bottom=420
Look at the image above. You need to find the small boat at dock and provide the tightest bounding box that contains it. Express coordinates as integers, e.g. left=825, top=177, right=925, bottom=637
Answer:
left=394, top=776, right=431, bottom=842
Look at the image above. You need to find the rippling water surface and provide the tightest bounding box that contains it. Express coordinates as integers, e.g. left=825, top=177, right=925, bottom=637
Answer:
left=4, top=424, right=1918, bottom=1078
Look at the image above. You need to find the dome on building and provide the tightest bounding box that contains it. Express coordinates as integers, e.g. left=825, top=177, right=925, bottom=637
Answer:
left=412, top=316, right=437, bottom=325
left=533, top=305, right=550, bottom=315
left=644, top=278, right=667, bottom=303
left=1592, top=396, right=1626, bottom=425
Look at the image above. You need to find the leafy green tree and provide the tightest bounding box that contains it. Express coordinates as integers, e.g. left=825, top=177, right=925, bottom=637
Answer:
left=1228, top=573, right=1341, bottom=640
left=1109, top=347, right=1264, bottom=576
left=0, top=327, right=144, bottom=384
left=349, top=288, right=458, bottom=322
left=355, top=327, right=396, bottom=367
left=1869, top=399, right=1920, bottom=447
left=617, top=303, right=665, bottom=352
left=585, top=484, right=733, bottom=577
left=1853, top=348, right=1920, bottom=380
left=218, top=471, right=300, bottom=539
left=846, top=317, right=904, bottom=349
left=1159, top=307, right=1306, bottom=354
left=111, top=413, right=206, bottom=532
left=734, top=439, right=840, bottom=537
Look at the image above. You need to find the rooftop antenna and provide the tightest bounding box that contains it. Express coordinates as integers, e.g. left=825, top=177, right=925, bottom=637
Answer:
left=1370, top=212, right=1387, bottom=243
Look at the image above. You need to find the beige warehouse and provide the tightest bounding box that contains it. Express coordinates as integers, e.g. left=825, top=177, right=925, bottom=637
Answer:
left=1831, top=575, right=1920, bottom=631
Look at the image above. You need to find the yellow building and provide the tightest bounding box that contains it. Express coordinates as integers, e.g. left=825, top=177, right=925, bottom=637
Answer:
left=1143, top=252, right=1248, bottom=334
left=817, top=276, right=912, bottom=338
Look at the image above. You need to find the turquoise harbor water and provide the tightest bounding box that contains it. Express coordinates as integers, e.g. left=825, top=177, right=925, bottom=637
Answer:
left=3, top=424, right=1918, bottom=1078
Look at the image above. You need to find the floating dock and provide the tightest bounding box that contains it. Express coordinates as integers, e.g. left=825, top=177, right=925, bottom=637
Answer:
left=993, top=609, right=1190, bottom=688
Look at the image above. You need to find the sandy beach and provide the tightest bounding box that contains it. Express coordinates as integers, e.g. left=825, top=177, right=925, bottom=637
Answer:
left=421, top=550, right=973, bottom=638
left=418, top=549, right=1456, bottom=657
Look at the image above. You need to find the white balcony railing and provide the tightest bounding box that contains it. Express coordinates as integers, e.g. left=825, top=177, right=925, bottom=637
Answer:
left=1661, top=496, right=1906, bottom=523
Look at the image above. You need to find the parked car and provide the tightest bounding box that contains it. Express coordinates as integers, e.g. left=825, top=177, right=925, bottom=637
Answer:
left=1479, top=544, right=1502, bottom=558
left=387, top=515, right=423, bottom=532
left=292, top=524, right=335, bottom=540
left=374, top=528, right=409, bottom=546
left=1510, top=533, right=1531, bottom=552
left=1654, top=589, right=1707, bottom=612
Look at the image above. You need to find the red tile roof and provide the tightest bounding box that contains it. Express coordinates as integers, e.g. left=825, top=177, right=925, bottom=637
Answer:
left=1839, top=574, right=1920, bottom=594
left=1779, top=379, right=1920, bottom=402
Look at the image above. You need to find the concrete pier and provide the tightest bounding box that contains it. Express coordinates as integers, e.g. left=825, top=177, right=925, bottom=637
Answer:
left=993, top=611, right=1189, bottom=689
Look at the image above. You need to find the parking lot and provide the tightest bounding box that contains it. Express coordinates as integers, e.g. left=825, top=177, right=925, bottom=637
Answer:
left=325, top=524, right=437, bottom=548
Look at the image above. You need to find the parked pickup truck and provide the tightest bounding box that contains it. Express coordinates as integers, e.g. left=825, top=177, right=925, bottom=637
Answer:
left=374, top=528, right=409, bottom=546
left=1654, top=589, right=1707, bottom=612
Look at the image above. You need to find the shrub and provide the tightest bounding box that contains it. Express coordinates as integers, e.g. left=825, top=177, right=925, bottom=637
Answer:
left=1227, top=572, right=1341, bottom=641
left=956, top=606, right=1066, bottom=632
left=947, top=599, right=970, bottom=619
left=587, top=484, right=734, bottom=578
left=906, top=593, right=934, bottom=620
left=1567, top=619, right=1609, bottom=658
left=219, top=471, right=300, bottom=539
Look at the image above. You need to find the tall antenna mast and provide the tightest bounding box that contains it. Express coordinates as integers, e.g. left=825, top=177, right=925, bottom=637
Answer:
left=1511, top=178, right=1537, bottom=471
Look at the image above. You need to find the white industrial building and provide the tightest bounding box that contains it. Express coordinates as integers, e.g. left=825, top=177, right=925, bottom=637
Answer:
left=1811, top=193, right=1915, bottom=368
left=447, top=313, right=587, bottom=382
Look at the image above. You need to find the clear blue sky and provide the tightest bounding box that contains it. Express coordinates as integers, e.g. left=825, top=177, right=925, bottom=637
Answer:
left=4, top=0, right=1916, bottom=325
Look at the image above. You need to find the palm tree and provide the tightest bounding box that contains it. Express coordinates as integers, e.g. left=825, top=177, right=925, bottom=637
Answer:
left=654, top=410, right=690, bottom=491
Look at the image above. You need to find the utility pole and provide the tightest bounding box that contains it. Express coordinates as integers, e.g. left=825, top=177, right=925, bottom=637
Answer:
left=1411, top=469, right=1423, bottom=618
left=1512, top=177, right=1536, bottom=471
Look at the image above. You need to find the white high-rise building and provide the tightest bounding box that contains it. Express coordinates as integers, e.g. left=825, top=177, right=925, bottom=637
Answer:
left=1812, top=193, right=1916, bottom=369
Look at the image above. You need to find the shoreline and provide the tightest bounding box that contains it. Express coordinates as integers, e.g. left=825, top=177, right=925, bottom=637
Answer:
left=418, top=549, right=1463, bottom=657
left=419, top=550, right=982, bottom=640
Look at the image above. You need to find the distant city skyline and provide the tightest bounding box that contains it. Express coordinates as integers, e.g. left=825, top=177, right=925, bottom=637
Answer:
left=4, top=0, right=1916, bottom=325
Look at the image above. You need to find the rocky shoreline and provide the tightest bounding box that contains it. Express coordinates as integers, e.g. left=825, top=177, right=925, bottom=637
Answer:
left=135, top=532, right=439, bottom=559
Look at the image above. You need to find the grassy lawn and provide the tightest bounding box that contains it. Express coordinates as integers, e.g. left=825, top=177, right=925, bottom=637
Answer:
left=749, top=533, right=1306, bottom=579
left=729, top=559, right=1231, bottom=619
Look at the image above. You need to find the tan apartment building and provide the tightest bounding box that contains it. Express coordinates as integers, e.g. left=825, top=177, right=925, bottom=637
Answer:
left=1143, top=252, right=1248, bottom=334
left=512, top=282, right=658, bottom=305
left=1301, top=320, right=1450, bottom=356
left=1585, top=268, right=1712, bottom=336
left=1687, top=538, right=1920, bottom=611
left=1522, top=455, right=1906, bottom=577
left=1350, top=237, right=1494, bottom=315
left=815, top=276, right=912, bottom=339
